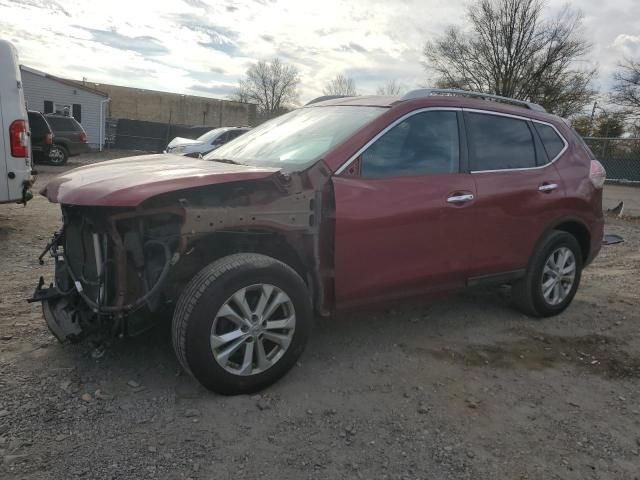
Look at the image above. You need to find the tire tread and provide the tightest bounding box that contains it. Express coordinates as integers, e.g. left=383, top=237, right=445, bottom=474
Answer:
left=172, top=253, right=305, bottom=377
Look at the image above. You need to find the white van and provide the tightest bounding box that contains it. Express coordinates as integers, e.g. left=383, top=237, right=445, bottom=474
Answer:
left=0, top=38, right=32, bottom=204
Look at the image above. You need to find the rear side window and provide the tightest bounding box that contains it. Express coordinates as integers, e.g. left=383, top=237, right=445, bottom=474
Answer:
left=467, top=113, right=536, bottom=171
left=28, top=113, right=49, bottom=135
left=360, top=110, right=460, bottom=178
left=46, top=116, right=81, bottom=131
left=534, top=123, right=565, bottom=162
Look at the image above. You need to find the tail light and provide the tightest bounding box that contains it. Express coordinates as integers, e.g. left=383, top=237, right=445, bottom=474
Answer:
left=80, top=131, right=87, bottom=143
left=589, top=160, right=606, bottom=189
left=9, top=120, right=29, bottom=157
left=45, top=133, right=53, bottom=145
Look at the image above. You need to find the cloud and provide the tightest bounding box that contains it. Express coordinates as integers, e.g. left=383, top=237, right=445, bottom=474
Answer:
left=612, top=34, right=640, bottom=57
left=1, top=0, right=637, bottom=107
left=3, top=0, right=69, bottom=16
left=189, top=83, right=237, bottom=96
left=183, top=0, right=208, bottom=8
left=188, top=67, right=227, bottom=82
left=75, top=27, right=168, bottom=56
left=340, top=42, right=368, bottom=53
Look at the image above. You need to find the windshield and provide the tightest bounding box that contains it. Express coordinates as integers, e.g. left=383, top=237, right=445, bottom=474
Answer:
left=197, top=129, right=225, bottom=142
left=204, top=106, right=386, bottom=170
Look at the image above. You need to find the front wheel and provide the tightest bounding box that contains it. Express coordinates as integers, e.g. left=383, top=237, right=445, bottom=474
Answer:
left=172, top=254, right=312, bottom=395
left=511, top=231, right=583, bottom=318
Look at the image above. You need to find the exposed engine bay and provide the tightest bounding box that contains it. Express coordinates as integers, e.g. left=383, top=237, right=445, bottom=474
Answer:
left=30, top=167, right=331, bottom=344
left=32, top=205, right=183, bottom=342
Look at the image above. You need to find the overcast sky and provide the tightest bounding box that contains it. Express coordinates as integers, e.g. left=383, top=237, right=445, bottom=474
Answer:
left=1, top=0, right=639, bottom=104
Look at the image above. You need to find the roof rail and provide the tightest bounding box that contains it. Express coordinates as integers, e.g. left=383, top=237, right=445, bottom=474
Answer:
left=401, top=88, right=546, bottom=113
left=305, top=95, right=351, bottom=106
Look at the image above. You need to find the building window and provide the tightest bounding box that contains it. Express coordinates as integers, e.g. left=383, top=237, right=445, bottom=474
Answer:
left=72, top=104, right=82, bottom=123
left=54, top=103, right=72, bottom=116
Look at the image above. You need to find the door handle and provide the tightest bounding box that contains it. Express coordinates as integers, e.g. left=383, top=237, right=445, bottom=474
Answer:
left=447, top=193, right=475, bottom=204
left=538, top=183, right=558, bottom=192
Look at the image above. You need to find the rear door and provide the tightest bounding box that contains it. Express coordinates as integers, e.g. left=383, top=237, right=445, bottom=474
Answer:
left=463, top=110, right=565, bottom=278
left=333, top=108, right=477, bottom=308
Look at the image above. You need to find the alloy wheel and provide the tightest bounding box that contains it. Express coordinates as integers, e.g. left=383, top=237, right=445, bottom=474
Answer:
left=210, top=284, right=296, bottom=376
left=541, top=246, right=576, bottom=305
left=49, top=146, right=65, bottom=164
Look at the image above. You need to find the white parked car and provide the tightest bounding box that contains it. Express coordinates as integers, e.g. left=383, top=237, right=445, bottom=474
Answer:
left=0, top=38, right=32, bottom=204
left=165, top=126, right=250, bottom=157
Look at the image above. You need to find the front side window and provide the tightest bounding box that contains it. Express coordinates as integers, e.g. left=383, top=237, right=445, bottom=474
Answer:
left=360, top=110, right=460, bottom=178
left=205, top=106, right=386, bottom=171
left=467, top=113, right=536, bottom=171
left=534, top=123, right=565, bottom=163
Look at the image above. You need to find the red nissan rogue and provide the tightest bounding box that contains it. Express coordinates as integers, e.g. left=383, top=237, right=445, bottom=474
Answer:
left=33, top=89, right=606, bottom=394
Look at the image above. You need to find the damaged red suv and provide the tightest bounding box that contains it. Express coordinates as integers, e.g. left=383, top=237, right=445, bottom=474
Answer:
left=33, top=89, right=606, bottom=394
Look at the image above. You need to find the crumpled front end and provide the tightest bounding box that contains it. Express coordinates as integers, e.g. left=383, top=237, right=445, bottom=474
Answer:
left=31, top=159, right=333, bottom=345
left=31, top=205, right=184, bottom=343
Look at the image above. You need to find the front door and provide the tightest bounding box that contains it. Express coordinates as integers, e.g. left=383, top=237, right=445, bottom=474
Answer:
left=332, top=109, right=476, bottom=309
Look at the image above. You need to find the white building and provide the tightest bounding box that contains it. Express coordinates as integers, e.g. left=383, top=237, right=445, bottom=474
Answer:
left=20, top=66, right=109, bottom=149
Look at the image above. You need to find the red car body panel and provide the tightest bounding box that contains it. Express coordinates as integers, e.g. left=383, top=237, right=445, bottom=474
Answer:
left=332, top=173, right=477, bottom=308
left=41, top=154, right=280, bottom=207
left=465, top=164, right=566, bottom=277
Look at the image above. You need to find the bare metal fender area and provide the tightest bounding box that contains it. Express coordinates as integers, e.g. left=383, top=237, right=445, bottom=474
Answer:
left=30, top=162, right=332, bottom=344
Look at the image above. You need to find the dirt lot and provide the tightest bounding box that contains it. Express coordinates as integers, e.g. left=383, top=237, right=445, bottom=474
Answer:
left=1, top=152, right=639, bottom=479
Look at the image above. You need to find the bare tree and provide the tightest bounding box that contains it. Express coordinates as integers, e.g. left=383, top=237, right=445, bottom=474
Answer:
left=376, top=79, right=404, bottom=96
left=592, top=113, right=625, bottom=138
left=232, top=58, right=300, bottom=114
left=323, top=74, right=357, bottom=96
left=423, top=0, right=596, bottom=116
left=611, top=58, right=640, bottom=112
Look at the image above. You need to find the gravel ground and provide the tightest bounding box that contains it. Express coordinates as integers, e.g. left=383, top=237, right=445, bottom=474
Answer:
left=1, top=152, right=639, bottom=479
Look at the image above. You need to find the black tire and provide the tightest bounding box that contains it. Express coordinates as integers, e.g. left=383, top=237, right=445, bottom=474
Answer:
left=172, top=253, right=312, bottom=395
left=512, top=230, right=583, bottom=318
left=47, top=144, right=68, bottom=166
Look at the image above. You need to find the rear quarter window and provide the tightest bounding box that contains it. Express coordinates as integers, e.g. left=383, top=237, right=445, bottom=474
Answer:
left=46, top=116, right=81, bottom=131
left=466, top=113, right=537, bottom=171
left=533, top=123, right=566, bottom=162
left=28, top=113, right=49, bottom=135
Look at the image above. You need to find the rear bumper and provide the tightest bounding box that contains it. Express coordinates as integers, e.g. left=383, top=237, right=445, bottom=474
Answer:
left=68, top=142, right=90, bottom=156
left=585, top=217, right=604, bottom=267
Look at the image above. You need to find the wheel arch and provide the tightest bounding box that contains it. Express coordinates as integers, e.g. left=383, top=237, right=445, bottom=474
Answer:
left=53, top=141, right=69, bottom=152
left=175, top=229, right=312, bottom=293
left=539, top=217, right=591, bottom=262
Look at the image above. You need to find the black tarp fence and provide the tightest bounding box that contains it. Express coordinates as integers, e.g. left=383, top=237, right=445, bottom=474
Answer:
left=106, top=118, right=214, bottom=152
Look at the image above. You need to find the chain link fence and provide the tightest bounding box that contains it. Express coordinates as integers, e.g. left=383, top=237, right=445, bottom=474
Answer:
left=583, top=137, right=640, bottom=183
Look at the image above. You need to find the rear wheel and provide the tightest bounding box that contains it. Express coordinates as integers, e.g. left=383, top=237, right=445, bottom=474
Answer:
left=512, top=231, right=583, bottom=317
left=47, top=144, right=68, bottom=166
left=172, top=253, right=312, bottom=395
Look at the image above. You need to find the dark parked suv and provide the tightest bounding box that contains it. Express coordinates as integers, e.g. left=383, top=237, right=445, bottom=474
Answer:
left=27, top=111, right=55, bottom=164
left=33, top=89, right=606, bottom=394
left=44, top=114, right=89, bottom=165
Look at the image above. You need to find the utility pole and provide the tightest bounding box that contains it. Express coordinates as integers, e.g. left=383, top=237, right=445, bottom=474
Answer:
left=588, top=101, right=597, bottom=137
